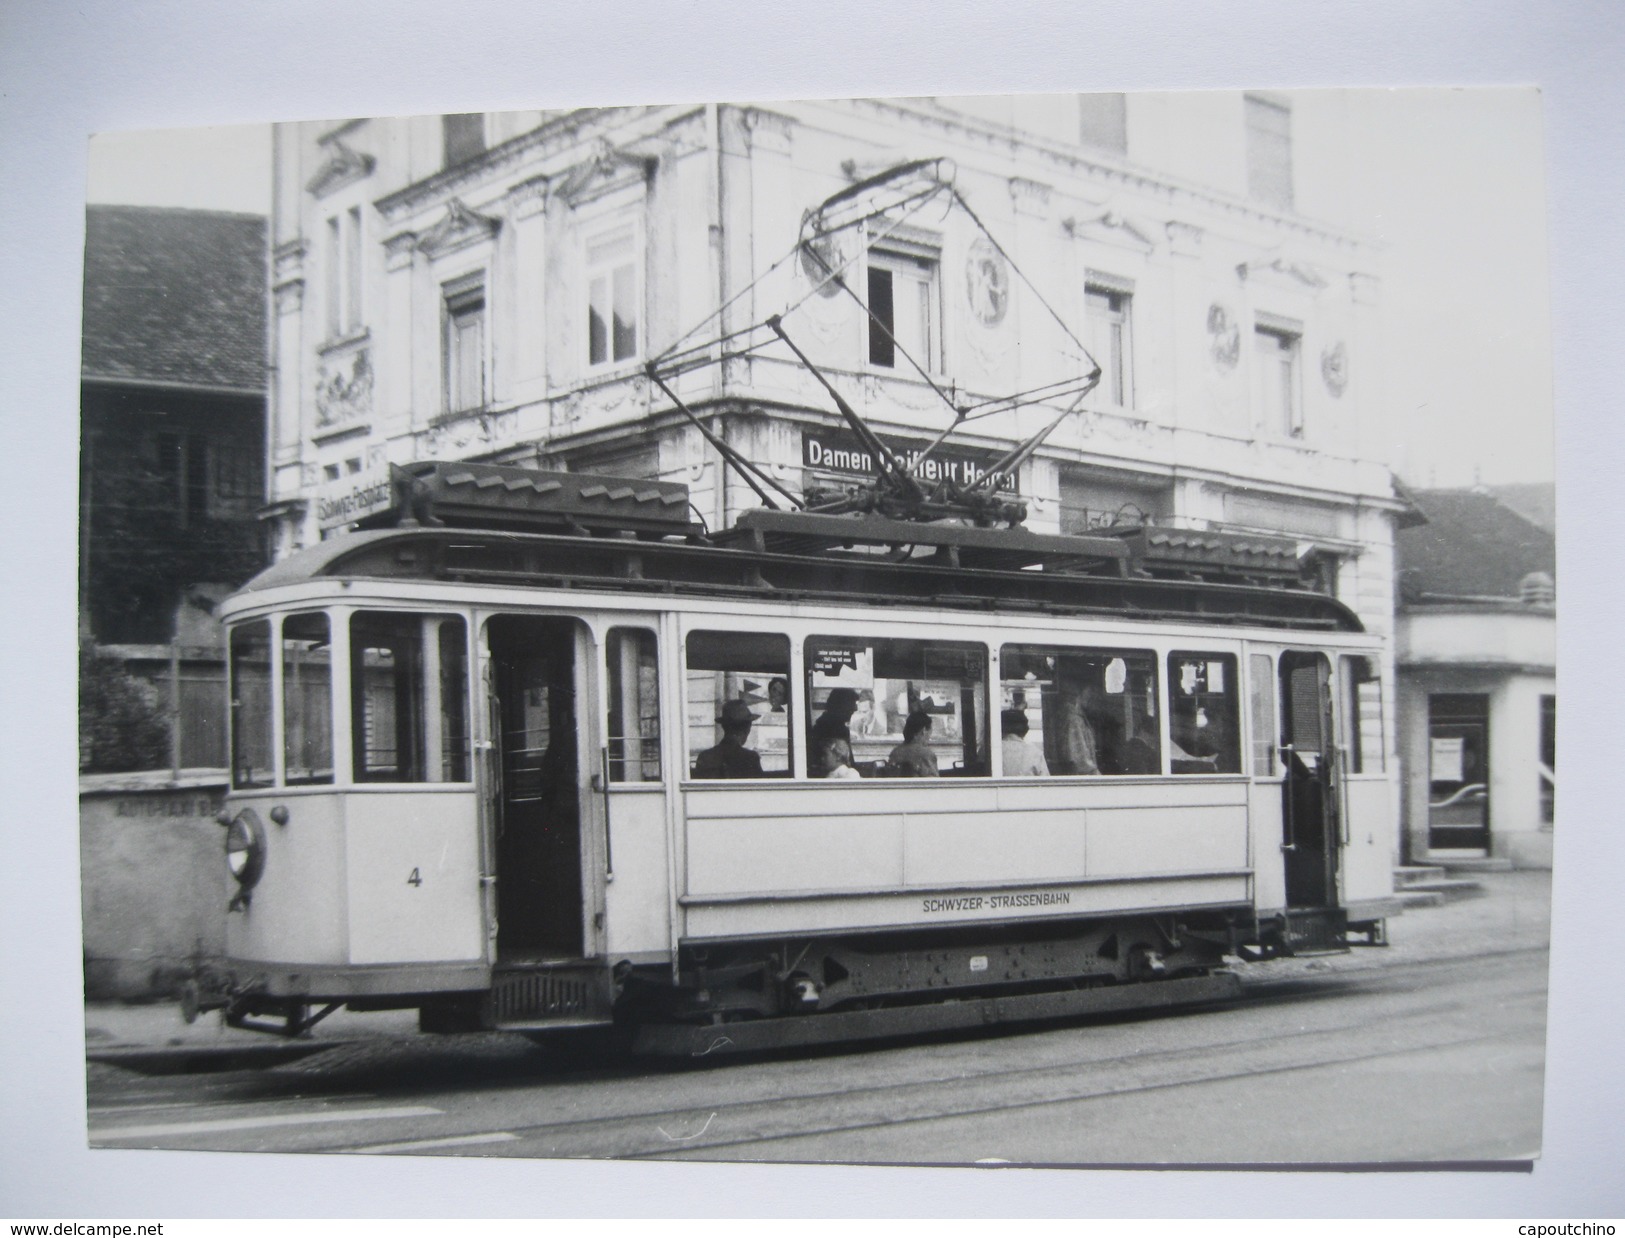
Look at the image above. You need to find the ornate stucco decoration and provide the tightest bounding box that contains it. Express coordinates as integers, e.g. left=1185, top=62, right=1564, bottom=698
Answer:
left=1165, top=221, right=1204, bottom=256
left=1063, top=205, right=1157, bottom=254
left=415, top=200, right=501, bottom=260
left=554, top=137, right=658, bottom=209
left=272, top=240, right=307, bottom=312
left=1321, top=341, right=1349, bottom=397
left=1235, top=250, right=1327, bottom=289
left=382, top=230, right=419, bottom=272
left=742, top=108, right=795, bottom=156
left=506, top=175, right=550, bottom=222
left=1007, top=177, right=1052, bottom=218
left=305, top=138, right=376, bottom=199
left=314, top=349, right=373, bottom=429
left=798, top=212, right=851, bottom=299
left=1207, top=303, right=1241, bottom=372
left=964, top=237, right=1010, bottom=327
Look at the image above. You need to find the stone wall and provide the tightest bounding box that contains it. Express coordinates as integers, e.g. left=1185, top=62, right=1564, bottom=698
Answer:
left=79, top=771, right=228, bottom=1000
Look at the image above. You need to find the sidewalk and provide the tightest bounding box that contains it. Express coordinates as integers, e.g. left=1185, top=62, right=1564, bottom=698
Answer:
left=84, top=868, right=1552, bottom=1063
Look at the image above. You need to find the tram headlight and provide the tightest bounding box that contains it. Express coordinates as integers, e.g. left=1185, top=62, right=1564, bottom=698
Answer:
left=223, top=808, right=267, bottom=894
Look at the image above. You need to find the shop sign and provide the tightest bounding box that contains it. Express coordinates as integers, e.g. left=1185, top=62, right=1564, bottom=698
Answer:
left=316, top=466, right=394, bottom=531
left=802, top=430, right=1017, bottom=494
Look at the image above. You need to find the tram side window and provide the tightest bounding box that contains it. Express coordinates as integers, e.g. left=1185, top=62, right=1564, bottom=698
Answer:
left=1168, top=652, right=1242, bottom=774
left=1000, top=646, right=1159, bottom=776
left=283, top=613, right=333, bottom=785
left=607, top=628, right=661, bottom=782
left=685, top=630, right=791, bottom=777
left=350, top=612, right=470, bottom=783
left=806, top=635, right=988, bottom=777
left=229, top=620, right=274, bottom=789
left=1340, top=655, right=1385, bottom=773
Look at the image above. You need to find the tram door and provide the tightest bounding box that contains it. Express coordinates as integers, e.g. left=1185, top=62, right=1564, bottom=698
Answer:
left=487, top=616, right=586, bottom=960
left=1279, top=651, right=1340, bottom=909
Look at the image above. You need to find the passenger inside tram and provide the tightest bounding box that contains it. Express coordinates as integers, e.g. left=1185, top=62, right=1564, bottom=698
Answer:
left=684, top=629, right=792, bottom=776
left=886, top=710, right=940, bottom=777
left=1000, top=646, right=1160, bottom=776
left=693, top=699, right=765, bottom=779
left=1000, top=708, right=1050, bottom=776
left=821, top=736, right=862, bottom=780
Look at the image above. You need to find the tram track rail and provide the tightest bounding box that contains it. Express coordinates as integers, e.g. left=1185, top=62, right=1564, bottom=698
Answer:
left=85, top=950, right=1547, bottom=1163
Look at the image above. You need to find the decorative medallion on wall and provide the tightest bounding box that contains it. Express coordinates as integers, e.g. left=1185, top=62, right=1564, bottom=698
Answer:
left=965, top=238, right=1011, bottom=326
left=1207, top=303, right=1240, bottom=372
left=798, top=215, right=848, bottom=297
left=314, top=349, right=373, bottom=429
left=1321, top=340, right=1349, bottom=397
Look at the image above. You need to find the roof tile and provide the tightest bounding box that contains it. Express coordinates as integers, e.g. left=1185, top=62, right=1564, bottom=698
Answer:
left=82, top=205, right=267, bottom=391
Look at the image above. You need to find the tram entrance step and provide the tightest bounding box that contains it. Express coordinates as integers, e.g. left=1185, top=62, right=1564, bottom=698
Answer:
left=630, top=971, right=1243, bottom=1057
left=1280, top=908, right=1351, bottom=956
left=490, top=964, right=613, bottom=1028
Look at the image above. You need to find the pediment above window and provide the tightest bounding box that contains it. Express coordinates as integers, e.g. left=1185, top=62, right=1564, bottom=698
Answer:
left=554, top=138, right=657, bottom=209
left=415, top=199, right=502, bottom=259
left=305, top=139, right=376, bottom=198
left=1063, top=205, right=1157, bottom=254
left=1235, top=250, right=1328, bottom=290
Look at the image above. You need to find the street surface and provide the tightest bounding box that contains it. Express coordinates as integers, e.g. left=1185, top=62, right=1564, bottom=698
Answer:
left=85, top=943, right=1547, bottom=1166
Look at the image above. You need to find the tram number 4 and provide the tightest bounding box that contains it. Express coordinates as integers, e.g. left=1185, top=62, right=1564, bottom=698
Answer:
left=407, top=868, right=423, bottom=887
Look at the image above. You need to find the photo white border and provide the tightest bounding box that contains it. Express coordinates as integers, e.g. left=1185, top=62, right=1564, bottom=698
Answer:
left=2, top=0, right=1618, bottom=1218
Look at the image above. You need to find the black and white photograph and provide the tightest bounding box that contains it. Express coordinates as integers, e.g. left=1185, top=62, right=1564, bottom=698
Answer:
left=3, top=0, right=1621, bottom=1223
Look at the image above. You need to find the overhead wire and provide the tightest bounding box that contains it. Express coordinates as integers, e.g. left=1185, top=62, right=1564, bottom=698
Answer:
left=645, top=159, right=1107, bottom=518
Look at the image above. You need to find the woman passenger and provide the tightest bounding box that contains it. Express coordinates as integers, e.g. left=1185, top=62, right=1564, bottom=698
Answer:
left=887, top=710, right=940, bottom=777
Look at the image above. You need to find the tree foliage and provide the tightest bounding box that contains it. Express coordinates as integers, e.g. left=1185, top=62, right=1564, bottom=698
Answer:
left=79, top=642, right=171, bottom=773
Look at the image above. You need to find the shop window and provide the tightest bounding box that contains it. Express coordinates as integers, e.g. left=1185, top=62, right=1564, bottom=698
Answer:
left=350, top=612, right=470, bottom=783
left=443, top=276, right=486, bottom=413
left=684, top=630, right=791, bottom=778
left=1000, top=646, right=1159, bottom=776
left=1339, top=655, right=1385, bottom=773
left=1085, top=284, right=1133, bottom=407
left=607, top=628, right=661, bottom=783
left=229, top=620, right=274, bottom=789
left=1167, top=652, right=1242, bottom=774
left=282, top=612, right=333, bottom=785
left=805, top=636, right=987, bottom=778
left=867, top=244, right=940, bottom=372
left=587, top=225, right=640, bottom=367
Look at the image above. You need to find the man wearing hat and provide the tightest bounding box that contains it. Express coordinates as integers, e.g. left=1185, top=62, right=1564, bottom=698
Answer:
left=694, top=699, right=765, bottom=779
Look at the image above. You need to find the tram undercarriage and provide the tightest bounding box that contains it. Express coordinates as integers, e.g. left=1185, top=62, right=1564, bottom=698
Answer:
left=192, top=904, right=1373, bottom=1055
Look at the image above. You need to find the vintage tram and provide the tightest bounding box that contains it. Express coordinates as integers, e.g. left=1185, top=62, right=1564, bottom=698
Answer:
left=188, top=460, right=1399, bottom=1054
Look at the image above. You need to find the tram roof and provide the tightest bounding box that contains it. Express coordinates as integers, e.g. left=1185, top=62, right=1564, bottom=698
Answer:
left=236, top=521, right=1364, bottom=633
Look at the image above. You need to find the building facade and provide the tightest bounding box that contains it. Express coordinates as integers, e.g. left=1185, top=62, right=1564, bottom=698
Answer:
left=265, top=94, right=1408, bottom=765
left=80, top=205, right=269, bottom=770
left=1395, top=487, right=1556, bottom=868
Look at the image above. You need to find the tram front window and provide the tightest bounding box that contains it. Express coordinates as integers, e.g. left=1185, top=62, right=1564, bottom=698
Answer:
left=1168, top=652, right=1241, bottom=774
left=1000, top=646, right=1159, bottom=776
left=283, top=612, right=333, bottom=785
left=350, top=612, right=470, bottom=783
left=806, top=636, right=988, bottom=777
left=229, top=620, right=273, bottom=789
left=684, top=630, right=790, bottom=777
